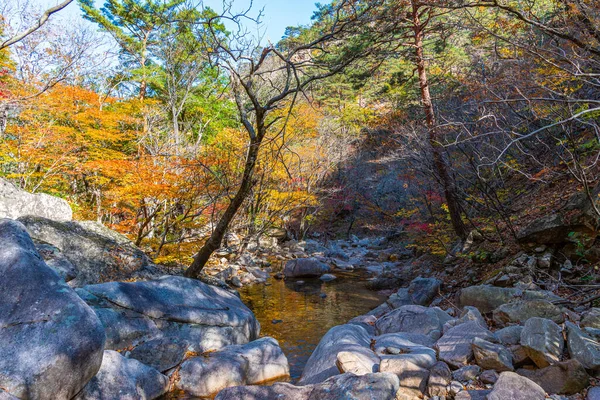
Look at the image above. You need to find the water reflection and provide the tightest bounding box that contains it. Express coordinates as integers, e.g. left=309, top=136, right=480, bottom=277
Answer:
left=239, top=269, right=387, bottom=381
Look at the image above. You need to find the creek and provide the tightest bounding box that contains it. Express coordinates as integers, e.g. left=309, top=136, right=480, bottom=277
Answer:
left=239, top=268, right=387, bottom=381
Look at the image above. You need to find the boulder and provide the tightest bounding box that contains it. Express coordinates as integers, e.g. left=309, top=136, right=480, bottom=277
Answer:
left=495, top=326, right=524, bottom=345
left=74, top=350, right=168, bottom=400
left=443, top=306, right=487, bottom=332
left=493, top=299, right=564, bottom=326
left=0, top=219, right=105, bottom=400
left=336, top=351, right=379, bottom=375
left=517, top=359, right=590, bottom=395
left=284, top=257, right=331, bottom=278
left=582, top=308, right=600, bottom=329
left=127, top=337, right=190, bottom=372
left=588, top=387, right=600, bottom=400
left=373, top=332, right=436, bottom=351
left=0, top=178, right=72, bottom=221
left=427, top=361, right=452, bottom=397
left=521, top=317, right=564, bottom=368
left=517, top=212, right=596, bottom=246
left=307, top=373, right=400, bottom=400
left=375, top=305, right=452, bottom=340
left=215, top=382, right=313, bottom=400
left=80, top=276, right=260, bottom=357
left=176, top=337, right=289, bottom=397
left=377, top=343, right=437, bottom=370
left=379, top=358, right=428, bottom=398
left=472, top=337, right=514, bottom=372
left=566, top=321, right=600, bottom=370
left=460, top=285, right=522, bottom=313
left=480, top=369, right=499, bottom=384
left=407, top=277, right=441, bottom=306
left=487, top=372, right=546, bottom=400
left=455, top=390, right=492, bottom=400
left=299, top=324, right=373, bottom=385
left=435, top=321, right=497, bottom=369
left=18, top=216, right=151, bottom=285
left=34, top=241, right=78, bottom=282
left=320, top=274, right=337, bottom=282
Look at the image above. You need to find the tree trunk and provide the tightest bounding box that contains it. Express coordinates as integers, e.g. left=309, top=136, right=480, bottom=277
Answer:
left=412, top=2, right=468, bottom=240
left=184, top=139, right=261, bottom=278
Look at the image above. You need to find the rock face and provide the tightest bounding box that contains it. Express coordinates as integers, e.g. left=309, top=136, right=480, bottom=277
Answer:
left=299, top=324, right=373, bottom=385
left=284, top=257, right=331, bottom=278
left=216, top=372, right=400, bottom=400
left=74, top=350, right=169, bottom=400
left=487, top=372, right=546, bottom=400
left=0, top=178, right=72, bottom=221
left=517, top=359, right=590, bottom=395
left=80, top=276, right=260, bottom=361
left=520, top=317, right=564, bottom=368
left=435, top=321, right=496, bottom=368
left=18, top=216, right=152, bottom=285
left=0, top=219, right=106, bottom=400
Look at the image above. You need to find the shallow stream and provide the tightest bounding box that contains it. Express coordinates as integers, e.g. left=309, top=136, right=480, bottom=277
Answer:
left=239, top=268, right=387, bottom=381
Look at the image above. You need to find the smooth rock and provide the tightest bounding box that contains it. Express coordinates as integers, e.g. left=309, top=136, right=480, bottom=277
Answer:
left=435, top=321, right=497, bottom=368
left=34, top=241, right=79, bottom=282
left=336, top=351, right=379, bottom=375
left=284, top=258, right=330, bottom=278
left=320, top=274, right=337, bottom=282
left=308, top=373, right=400, bottom=400
left=0, top=178, right=72, bottom=221
left=0, top=219, right=105, bottom=400
left=74, top=350, right=168, bottom=400
left=177, top=352, right=247, bottom=398
left=215, top=382, right=312, bottom=400
left=379, top=359, right=428, bottom=398
left=487, top=372, right=546, bottom=400
left=517, top=359, right=590, bottom=395
left=566, top=321, right=600, bottom=370
left=521, top=317, right=564, bottom=368
left=376, top=305, right=452, bottom=340
left=128, top=337, right=190, bottom=372
left=472, top=337, right=514, bottom=372
left=493, top=299, right=564, bottom=326
left=373, top=332, right=436, bottom=351
left=299, top=324, right=372, bottom=385
left=89, top=306, right=161, bottom=350
left=455, top=390, right=492, bottom=400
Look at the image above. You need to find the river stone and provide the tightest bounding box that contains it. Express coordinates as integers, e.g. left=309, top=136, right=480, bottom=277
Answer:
left=493, top=299, right=564, bottom=326
left=444, top=306, right=487, bottom=333
left=89, top=306, right=161, bottom=350
left=74, top=350, right=168, bottom=400
left=582, top=308, right=600, bottom=329
left=459, top=285, right=522, bottom=313
left=224, top=337, right=290, bottom=384
left=495, top=326, right=524, bottom=345
left=480, top=369, right=499, bottom=384
left=283, top=257, right=330, bottom=278
left=377, top=342, right=436, bottom=370
left=472, top=337, right=513, bottom=371
left=375, top=305, right=452, bottom=340
left=455, top=390, right=492, bottom=400
left=177, top=351, right=247, bottom=398
left=0, top=219, right=106, bottom=400
left=566, top=321, right=600, bottom=370
left=435, top=321, right=497, bottom=368
left=18, top=216, right=151, bottom=285
left=408, top=276, right=442, bottom=305
left=128, top=337, right=190, bottom=372
left=320, top=273, right=337, bottom=282
left=308, top=372, right=400, bottom=400
left=0, top=178, right=72, bottom=221
left=81, top=275, right=260, bottom=353
left=373, top=332, right=436, bottom=351
left=379, top=358, right=428, bottom=399
left=517, top=359, right=590, bottom=395
left=488, top=372, right=546, bottom=400
left=427, top=361, right=452, bottom=397
left=299, top=324, right=372, bottom=385
left=336, top=351, right=379, bottom=375
left=521, top=317, right=564, bottom=368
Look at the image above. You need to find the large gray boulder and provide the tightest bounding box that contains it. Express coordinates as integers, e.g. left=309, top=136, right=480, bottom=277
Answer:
left=520, top=317, right=564, bottom=368
left=299, top=324, right=373, bottom=385
left=18, top=216, right=152, bottom=285
left=79, top=276, right=260, bottom=359
left=435, top=321, right=497, bottom=369
left=460, top=286, right=522, bottom=313
left=375, top=305, right=452, bottom=340
left=471, top=338, right=514, bottom=372
left=176, top=337, right=289, bottom=397
left=517, top=359, right=589, bottom=395
left=488, top=372, right=546, bottom=400
left=493, top=299, right=564, bottom=326
left=74, top=350, right=169, bottom=400
left=407, top=277, right=442, bottom=306
left=0, top=178, right=72, bottom=221
left=566, top=321, right=600, bottom=370
left=283, top=257, right=331, bottom=278
left=0, top=219, right=106, bottom=400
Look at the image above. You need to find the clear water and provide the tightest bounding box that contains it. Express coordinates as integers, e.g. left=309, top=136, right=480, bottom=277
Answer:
left=239, top=269, right=387, bottom=381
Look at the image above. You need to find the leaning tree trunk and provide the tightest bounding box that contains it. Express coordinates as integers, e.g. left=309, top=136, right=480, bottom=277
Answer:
left=184, top=139, right=261, bottom=278
left=412, top=2, right=468, bottom=240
